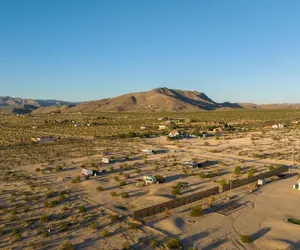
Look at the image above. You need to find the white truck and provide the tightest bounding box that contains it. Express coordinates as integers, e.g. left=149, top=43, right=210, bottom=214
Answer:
left=143, top=175, right=157, bottom=184
left=82, top=168, right=106, bottom=176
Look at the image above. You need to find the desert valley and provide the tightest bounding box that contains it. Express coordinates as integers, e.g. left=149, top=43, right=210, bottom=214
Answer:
left=1, top=88, right=300, bottom=250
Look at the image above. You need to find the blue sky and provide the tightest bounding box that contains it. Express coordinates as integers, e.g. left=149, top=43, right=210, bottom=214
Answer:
left=1, top=0, right=300, bottom=103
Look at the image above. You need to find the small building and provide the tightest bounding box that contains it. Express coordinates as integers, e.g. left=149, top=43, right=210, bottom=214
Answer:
left=140, top=126, right=150, bottom=130
left=168, top=130, right=180, bottom=138
left=74, top=124, right=81, bottom=127
left=159, top=125, right=167, bottom=130
left=101, top=157, right=110, bottom=164
left=31, top=137, right=55, bottom=143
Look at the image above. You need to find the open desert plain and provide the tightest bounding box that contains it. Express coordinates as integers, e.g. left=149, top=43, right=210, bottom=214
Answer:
left=1, top=109, right=300, bottom=250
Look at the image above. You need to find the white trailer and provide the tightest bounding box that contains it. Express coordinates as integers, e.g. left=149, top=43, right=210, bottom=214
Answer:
left=82, top=168, right=106, bottom=176
left=142, top=149, right=155, bottom=155
left=143, top=176, right=157, bottom=184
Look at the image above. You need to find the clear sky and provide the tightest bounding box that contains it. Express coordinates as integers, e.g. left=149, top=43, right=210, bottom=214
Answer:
left=1, top=0, right=300, bottom=103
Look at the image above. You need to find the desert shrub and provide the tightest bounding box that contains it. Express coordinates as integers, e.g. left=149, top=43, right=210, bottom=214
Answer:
left=122, top=242, right=131, bottom=249
left=71, top=176, right=81, bottom=183
left=121, top=192, right=129, bottom=198
left=136, top=169, right=141, bottom=174
left=46, top=191, right=55, bottom=198
left=96, top=186, right=104, bottom=192
left=24, top=206, right=30, bottom=213
left=89, top=222, right=98, bottom=230
left=215, top=169, right=221, bottom=176
left=110, top=191, right=117, bottom=197
left=190, top=206, right=203, bottom=217
left=199, top=172, right=208, bottom=179
left=56, top=165, right=63, bottom=172
left=165, top=238, right=181, bottom=249
left=60, top=241, right=75, bottom=250
left=35, top=168, right=41, bottom=172
left=240, top=234, right=252, bottom=243
left=101, top=230, right=110, bottom=237
left=247, top=167, right=256, bottom=178
left=219, top=178, right=227, bottom=187
left=58, top=222, right=69, bottom=232
left=171, top=187, right=181, bottom=196
left=155, top=175, right=165, bottom=183
left=268, top=165, right=275, bottom=171
left=150, top=239, right=158, bottom=247
left=110, top=215, right=120, bottom=222
left=234, top=166, right=242, bottom=175
left=40, top=214, right=51, bottom=223
left=78, top=205, right=86, bottom=213
left=119, top=181, right=127, bottom=187
left=128, top=222, right=140, bottom=230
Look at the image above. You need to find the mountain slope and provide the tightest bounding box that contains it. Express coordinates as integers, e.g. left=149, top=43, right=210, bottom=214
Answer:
left=0, top=96, right=77, bottom=114
left=59, top=87, right=242, bottom=113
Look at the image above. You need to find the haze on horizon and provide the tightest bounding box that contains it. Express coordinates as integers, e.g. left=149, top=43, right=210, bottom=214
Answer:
left=1, top=0, right=300, bottom=104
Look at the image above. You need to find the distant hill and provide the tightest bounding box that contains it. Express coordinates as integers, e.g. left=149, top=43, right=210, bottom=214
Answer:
left=35, top=87, right=242, bottom=113
left=0, top=96, right=77, bottom=114
left=3, top=88, right=300, bottom=115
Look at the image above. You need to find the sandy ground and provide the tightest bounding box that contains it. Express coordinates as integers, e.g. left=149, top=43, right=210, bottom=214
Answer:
left=150, top=175, right=300, bottom=249
left=14, top=130, right=300, bottom=249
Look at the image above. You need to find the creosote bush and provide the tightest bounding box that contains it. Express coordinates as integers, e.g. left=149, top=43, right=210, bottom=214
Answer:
left=190, top=206, right=203, bottom=217
left=96, top=186, right=104, bottom=192
left=240, top=234, right=252, bottom=244
left=101, top=230, right=110, bottom=237
left=165, top=238, right=181, bottom=249
left=60, top=241, right=75, bottom=250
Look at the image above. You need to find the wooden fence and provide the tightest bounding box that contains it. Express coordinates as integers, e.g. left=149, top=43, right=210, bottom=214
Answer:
left=220, top=165, right=289, bottom=192
left=132, top=187, right=219, bottom=220
left=132, top=165, right=289, bottom=220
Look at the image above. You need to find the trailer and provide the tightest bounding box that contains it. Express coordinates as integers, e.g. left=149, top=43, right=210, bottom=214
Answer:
left=142, top=149, right=155, bottom=155
left=143, top=176, right=157, bottom=184
left=82, top=168, right=106, bottom=176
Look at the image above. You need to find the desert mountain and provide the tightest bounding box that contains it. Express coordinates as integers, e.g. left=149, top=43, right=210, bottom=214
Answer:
left=37, top=87, right=242, bottom=113
left=0, top=96, right=76, bottom=114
